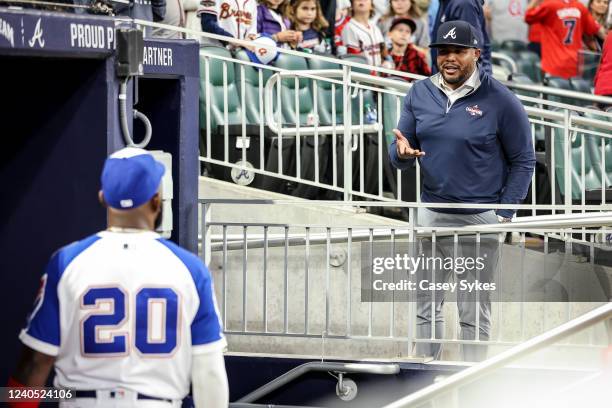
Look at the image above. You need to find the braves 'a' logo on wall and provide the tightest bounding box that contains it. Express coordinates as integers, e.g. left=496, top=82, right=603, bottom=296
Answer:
left=28, top=18, right=45, bottom=48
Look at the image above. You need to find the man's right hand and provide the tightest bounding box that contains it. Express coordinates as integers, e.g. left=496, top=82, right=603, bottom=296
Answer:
left=393, top=129, right=425, bottom=159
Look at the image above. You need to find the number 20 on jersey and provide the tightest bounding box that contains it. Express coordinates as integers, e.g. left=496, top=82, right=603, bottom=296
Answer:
left=80, top=286, right=179, bottom=356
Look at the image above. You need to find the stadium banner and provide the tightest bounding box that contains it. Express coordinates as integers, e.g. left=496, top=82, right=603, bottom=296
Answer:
left=0, top=8, right=115, bottom=55
left=0, top=8, right=199, bottom=77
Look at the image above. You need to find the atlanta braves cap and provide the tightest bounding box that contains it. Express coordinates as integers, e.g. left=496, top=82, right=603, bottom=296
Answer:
left=101, top=147, right=165, bottom=210
left=246, top=34, right=279, bottom=65
left=389, top=17, right=417, bottom=34
left=429, top=20, right=481, bottom=49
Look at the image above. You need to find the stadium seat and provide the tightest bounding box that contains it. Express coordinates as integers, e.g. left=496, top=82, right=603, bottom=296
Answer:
left=272, top=53, right=315, bottom=126
left=543, top=76, right=574, bottom=105
left=500, top=39, right=528, bottom=52
left=583, top=110, right=612, bottom=188
left=306, top=57, right=344, bottom=126
left=570, top=78, right=592, bottom=94
left=200, top=45, right=242, bottom=168
left=549, top=109, right=611, bottom=202
left=308, top=55, right=383, bottom=197
left=492, top=64, right=511, bottom=81
left=518, top=50, right=540, bottom=64
left=516, top=51, right=542, bottom=83
left=339, top=54, right=372, bottom=74
left=271, top=53, right=331, bottom=198
left=234, top=48, right=274, bottom=124
left=381, top=88, right=417, bottom=204
left=493, top=51, right=517, bottom=75
left=199, top=45, right=245, bottom=149
left=516, top=59, right=542, bottom=83
left=490, top=39, right=501, bottom=52
left=579, top=51, right=601, bottom=83
left=510, top=73, right=541, bottom=117
left=306, top=56, right=378, bottom=126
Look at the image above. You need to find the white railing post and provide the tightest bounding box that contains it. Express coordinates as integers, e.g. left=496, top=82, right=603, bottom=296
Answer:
left=564, top=109, right=572, bottom=214
left=342, top=65, right=353, bottom=201
left=200, top=202, right=211, bottom=266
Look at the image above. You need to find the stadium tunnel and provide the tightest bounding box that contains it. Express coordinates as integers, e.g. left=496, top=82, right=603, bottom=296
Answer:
left=0, top=8, right=200, bottom=384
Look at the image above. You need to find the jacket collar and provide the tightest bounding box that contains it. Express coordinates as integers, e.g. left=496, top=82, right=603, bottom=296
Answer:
left=430, top=65, right=481, bottom=94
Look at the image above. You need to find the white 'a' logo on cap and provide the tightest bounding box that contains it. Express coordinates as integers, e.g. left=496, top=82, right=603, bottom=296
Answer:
left=443, top=27, right=457, bottom=39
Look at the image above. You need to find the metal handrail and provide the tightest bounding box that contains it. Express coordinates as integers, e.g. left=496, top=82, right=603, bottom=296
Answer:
left=492, top=51, right=518, bottom=73
left=258, top=69, right=612, bottom=138
left=501, top=79, right=612, bottom=106
left=204, top=212, right=612, bottom=251
left=237, top=362, right=399, bottom=403
left=198, top=198, right=612, bottom=211
left=381, top=302, right=612, bottom=408
left=135, top=19, right=612, bottom=107
left=263, top=72, right=381, bottom=137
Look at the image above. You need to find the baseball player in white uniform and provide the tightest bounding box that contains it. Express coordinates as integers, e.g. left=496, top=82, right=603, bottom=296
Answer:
left=9, top=148, right=228, bottom=408
left=198, top=0, right=258, bottom=43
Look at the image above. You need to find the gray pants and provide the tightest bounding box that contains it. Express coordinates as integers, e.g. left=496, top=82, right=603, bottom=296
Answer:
left=415, top=208, right=500, bottom=362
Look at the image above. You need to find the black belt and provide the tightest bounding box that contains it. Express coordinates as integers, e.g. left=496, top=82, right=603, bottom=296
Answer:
left=74, top=390, right=173, bottom=403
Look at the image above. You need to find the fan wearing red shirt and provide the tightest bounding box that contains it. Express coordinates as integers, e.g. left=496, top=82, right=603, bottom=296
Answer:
left=525, top=0, right=606, bottom=79
left=594, top=31, right=612, bottom=100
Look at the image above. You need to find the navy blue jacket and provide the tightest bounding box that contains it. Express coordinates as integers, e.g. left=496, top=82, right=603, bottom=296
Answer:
left=389, top=69, right=535, bottom=218
left=431, top=0, right=492, bottom=75
left=115, top=0, right=166, bottom=24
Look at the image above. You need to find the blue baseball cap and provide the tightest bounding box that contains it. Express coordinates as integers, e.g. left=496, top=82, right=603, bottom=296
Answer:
left=101, top=147, right=165, bottom=210
left=430, top=21, right=482, bottom=49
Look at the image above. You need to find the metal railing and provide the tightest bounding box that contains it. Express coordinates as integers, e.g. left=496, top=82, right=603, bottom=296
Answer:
left=197, top=47, right=612, bottom=207
left=382, top=302, right=612, bottom=408
left=237, top=361, right=399, bottom=403
left=130, top=20, right=612, bottom=211
left=200, top=200, right=612, bottom=360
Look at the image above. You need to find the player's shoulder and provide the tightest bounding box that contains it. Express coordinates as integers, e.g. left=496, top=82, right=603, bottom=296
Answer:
left=155, top=238, right=210, bottom=280
left=49, top=233, right=102, bottom=277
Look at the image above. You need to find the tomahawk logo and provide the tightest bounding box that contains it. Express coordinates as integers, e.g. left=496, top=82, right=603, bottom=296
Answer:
left=28, top=18, right=45, bottom=48
left=443, top=27, right=457, bottom=39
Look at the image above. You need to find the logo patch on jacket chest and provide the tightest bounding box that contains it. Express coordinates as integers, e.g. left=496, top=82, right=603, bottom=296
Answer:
left=466, top=105, right=483, bottom=116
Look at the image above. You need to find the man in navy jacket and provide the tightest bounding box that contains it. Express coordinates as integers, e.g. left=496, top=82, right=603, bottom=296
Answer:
left=389, top=21, right=535, bottom=361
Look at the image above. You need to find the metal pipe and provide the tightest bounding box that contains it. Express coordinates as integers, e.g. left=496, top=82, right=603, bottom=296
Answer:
left=381, top=302, right=612, bottom=408
left=205, top=215, right=612, bottom=251
left=197, top=198, right=612, bottom=211
left=492, top=51, right=518, bottom=73
left=237, top=362, right=400, bottom=403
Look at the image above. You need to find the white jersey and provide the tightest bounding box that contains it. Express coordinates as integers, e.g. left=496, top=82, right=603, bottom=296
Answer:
left=197, top=0, right=258, bottom=40
left=341, top=19, right=385, bottom=66
left=20, top=231, right=226, bottom=400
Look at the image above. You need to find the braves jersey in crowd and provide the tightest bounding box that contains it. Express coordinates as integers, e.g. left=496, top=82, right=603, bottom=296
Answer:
left=342, top=19, right=385, bottom=66
left=334, top=15, right=351, bottom=48
left=198, top=0, right=258, bottom=39
left=19, top=231, right=226, bottom=400
left=525, top=0, right=600, bottom=78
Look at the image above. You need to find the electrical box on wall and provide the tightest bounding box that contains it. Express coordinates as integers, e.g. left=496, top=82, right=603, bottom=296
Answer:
left=150, top=150, right=173, bottom=238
